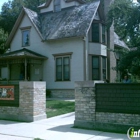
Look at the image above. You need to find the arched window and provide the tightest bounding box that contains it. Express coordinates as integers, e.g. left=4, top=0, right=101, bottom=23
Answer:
left=54, top=0, right=61, bottom=12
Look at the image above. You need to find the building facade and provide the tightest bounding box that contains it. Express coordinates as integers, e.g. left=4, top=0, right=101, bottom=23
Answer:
left=0, top=0, right=128, bottom=98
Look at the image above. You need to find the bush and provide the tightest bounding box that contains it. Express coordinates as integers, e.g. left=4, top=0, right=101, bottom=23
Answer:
left=46, top=89, right=51, bottom=98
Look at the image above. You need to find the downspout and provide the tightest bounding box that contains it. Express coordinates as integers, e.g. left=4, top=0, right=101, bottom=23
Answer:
left=24, top=58, right=27, bottom=81
left=84, top=35, right=89, bottom=81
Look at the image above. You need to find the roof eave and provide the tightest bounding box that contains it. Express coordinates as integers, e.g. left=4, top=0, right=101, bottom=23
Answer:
left=85, top=0, right=100, bottom=37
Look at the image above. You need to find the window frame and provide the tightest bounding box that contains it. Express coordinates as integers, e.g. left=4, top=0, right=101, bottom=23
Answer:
left=92, top=23, right=100, bottom=43
left=54, top=0, right=61, bottom=12
left=92, top=56, right=100, bottom=80
left=20, top=26, right=31, bottom=47
left=102, top=24, right=106, bottom=44
left=54, top=54, right=72, bottom=82
left=102, top=56, right=107, bottom=80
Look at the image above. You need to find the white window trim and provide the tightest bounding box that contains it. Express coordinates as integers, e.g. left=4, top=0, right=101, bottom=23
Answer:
left=53, top=52, right=72, bottom=82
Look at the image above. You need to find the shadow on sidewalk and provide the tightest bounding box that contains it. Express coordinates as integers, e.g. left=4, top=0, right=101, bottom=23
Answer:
left=48, top=124, right=128, bottom=140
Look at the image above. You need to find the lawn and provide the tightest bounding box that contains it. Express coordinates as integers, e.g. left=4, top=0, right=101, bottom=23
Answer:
left=46, top=100, right=75, bottom=118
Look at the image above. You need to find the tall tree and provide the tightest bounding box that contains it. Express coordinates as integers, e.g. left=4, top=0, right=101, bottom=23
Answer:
left=0, top=0, right=46, bottom=34
left=0, top=28, right=8, bottom=54
left=107, top=0, right=140, bottom=77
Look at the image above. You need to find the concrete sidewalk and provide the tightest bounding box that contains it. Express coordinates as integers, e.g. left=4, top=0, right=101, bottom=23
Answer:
left=0, top=112, right=128, bottom=140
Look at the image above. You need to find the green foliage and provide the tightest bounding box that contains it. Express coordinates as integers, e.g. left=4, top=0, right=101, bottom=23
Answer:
left=0, top=28, right=8, bottom=54
left=0, top=0, right=46, bottom=34
left=107, top=0, right=140, bottom=77
left=46, top=100, right=75, bottom=118
left=46, top=89, right=51, bottom=98
left=117, top=48, right=140, bottom=77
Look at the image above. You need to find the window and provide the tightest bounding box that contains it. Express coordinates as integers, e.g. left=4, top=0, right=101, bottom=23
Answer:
left=56, top=56, right=70, bottom=81
left=102, top=57, right=106, bottom=80
left=22, top=30, right=30, bottom=47
left=92, top=23, right=100, bottom=42
left=54, top=0, right=61, bottom=12
left=92, top=56, right=99, bottom=80
left=102, top=24, right=106, bottom=44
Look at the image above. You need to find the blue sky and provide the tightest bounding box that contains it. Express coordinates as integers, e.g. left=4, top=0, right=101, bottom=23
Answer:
left=0, top=0, right=138, bottom=11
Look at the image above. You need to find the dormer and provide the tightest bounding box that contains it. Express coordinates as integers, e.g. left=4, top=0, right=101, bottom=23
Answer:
left=38, top=0, right=85, bottom=14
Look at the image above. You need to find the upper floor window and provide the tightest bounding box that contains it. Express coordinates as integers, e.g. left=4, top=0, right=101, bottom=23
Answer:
left=102, top=24, right=106, bottom=44
left=22, top=30, right=30, bottom=47
left=91, top=22, right=106, bottom=44
left=92, top=23, right=100, bottom=42
left=54, top=0, right=61, bottom=12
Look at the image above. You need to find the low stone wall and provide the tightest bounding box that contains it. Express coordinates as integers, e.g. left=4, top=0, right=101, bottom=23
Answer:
left=50, top=89, right=74, bottom=98
left=0, top=82, right=46, bottom=122
left=74, top=81, right=140, bottom=132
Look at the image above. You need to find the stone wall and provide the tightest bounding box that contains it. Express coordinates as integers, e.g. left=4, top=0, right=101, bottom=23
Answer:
left=0, top=82, right=46, bottom=122
left=50, top=89, right=74, bottom=98
left=74, top=81, right=140, bottom=132
left=74, top=81, right=104, bottom=129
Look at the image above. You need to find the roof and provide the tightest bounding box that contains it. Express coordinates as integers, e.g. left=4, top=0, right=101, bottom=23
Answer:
left=40, top=0, right=100, bottom=40
left=114, top=32, right=129, bottom=50
left=6, top=0, right=100, bottom=46
left=0, top=48, right=47, bottom=60
left=38, top=0, right=85, bottom=9
left=6, top=7, right=44, bottom=46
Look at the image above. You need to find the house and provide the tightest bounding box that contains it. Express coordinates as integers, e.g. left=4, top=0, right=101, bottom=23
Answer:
left=0, top=0, right=128, bottom=98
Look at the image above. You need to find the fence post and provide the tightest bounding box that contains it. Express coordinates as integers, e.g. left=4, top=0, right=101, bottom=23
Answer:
left=74, top=81, right=104, bottom=129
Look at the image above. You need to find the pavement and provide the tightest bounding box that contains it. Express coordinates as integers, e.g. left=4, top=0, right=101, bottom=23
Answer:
left=0, top=112, right=129, bottom=140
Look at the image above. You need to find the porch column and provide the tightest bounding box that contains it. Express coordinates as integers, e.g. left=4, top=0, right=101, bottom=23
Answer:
left=24, top=58, right=27, bottom=81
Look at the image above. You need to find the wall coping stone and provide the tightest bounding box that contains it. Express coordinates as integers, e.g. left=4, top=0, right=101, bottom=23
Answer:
left=75, top=81, right=104, bottom=88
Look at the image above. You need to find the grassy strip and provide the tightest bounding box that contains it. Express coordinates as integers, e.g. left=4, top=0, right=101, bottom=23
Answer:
left=46, top=100, right=75, bottom=118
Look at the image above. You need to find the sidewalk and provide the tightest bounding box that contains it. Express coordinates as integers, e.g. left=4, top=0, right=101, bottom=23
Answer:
left=0, top=112, right=128, bottom=140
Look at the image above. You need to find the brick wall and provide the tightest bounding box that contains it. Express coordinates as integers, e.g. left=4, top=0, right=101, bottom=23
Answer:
left=0, top=82, right=46, bottom=122
left=74, top=81, right=140, bottom=132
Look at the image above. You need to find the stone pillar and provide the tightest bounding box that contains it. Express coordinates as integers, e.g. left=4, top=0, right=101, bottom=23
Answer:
left=19, top=82, right=46, bottom=121
left=74, top=81, right=104, bottom=129
left=0, top=82, right=46, bottom=122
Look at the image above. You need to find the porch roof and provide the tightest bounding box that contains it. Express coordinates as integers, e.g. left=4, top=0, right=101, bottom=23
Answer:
left=0, top=48, right=47, bottom=60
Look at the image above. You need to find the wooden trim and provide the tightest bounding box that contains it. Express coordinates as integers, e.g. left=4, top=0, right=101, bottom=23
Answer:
left=52, top=52, right=73, bottom=57
left=20, top=26, right=32, bottom=30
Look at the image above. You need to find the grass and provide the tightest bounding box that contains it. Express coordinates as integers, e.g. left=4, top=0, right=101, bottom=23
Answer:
left=46, top=100, right=75, bottom=118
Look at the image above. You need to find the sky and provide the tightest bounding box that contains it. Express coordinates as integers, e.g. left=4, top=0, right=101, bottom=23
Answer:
left=0, top=0, right=138, bottom=11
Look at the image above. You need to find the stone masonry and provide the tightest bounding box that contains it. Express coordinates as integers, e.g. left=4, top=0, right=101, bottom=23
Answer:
left=0, top=82, right=46, bottom=122
left=74, top=81, right=104, bottom=128
left=74, top=81, right=140, bottom=132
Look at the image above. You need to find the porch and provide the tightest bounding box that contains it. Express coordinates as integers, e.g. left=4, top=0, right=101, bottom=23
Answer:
left=0, top=48, right=47, bottom=84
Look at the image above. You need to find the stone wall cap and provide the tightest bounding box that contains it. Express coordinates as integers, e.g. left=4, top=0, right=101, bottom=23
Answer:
left=20, top=81, right=46, bottom=89
left=75, top=81, right=104, bottom=88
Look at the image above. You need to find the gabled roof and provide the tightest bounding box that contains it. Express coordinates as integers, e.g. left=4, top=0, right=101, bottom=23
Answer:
left=114, top=32, right=129, bottom=50
left=0, top=48, right=47, bottom=60
left=40, top=0, right=100, bottom=40
left=38, top=0, right=85, bottom=9
left=6, top=7, right=44, bottom=47
left=6, top=0, right=100, bottom=46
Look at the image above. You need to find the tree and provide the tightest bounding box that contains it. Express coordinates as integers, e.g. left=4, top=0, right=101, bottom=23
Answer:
left=107, top=0, right=140, bottom=77
left=0, top=28, right=8, bottom=54
left=0, top=0, right=24, bottom=34
left=0, top=0, right=46, bottom=34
